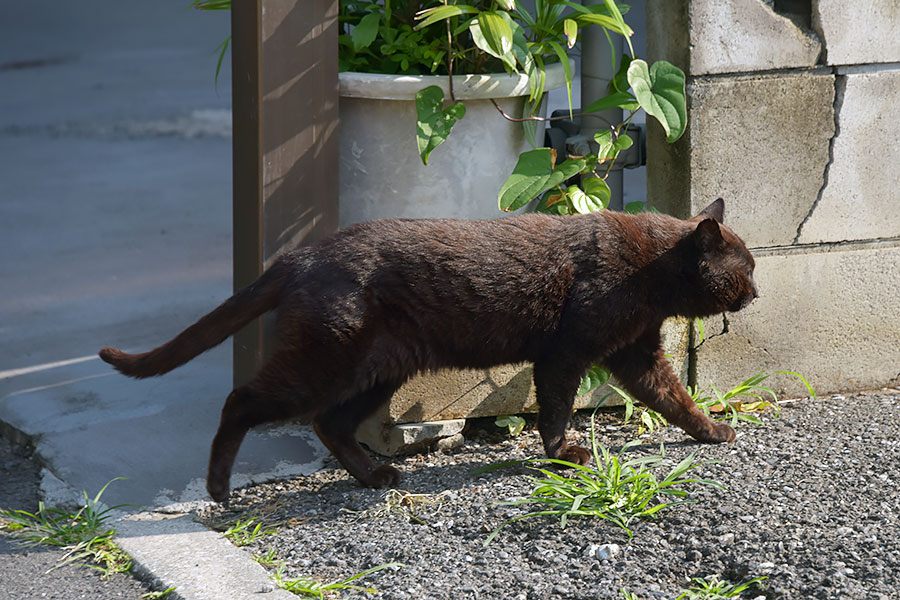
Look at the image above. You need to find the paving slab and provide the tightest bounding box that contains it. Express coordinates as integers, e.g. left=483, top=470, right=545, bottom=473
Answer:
left=115, top=512, right=296, bottom=600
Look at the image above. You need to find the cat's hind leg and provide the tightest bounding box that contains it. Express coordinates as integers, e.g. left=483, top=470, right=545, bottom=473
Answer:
left=206, top=364, right=304, bottom=502
left=313, top=382, right=402, bottom=488
left=533, top=357, right=593, bottom=466
left=605, top=331, right=735, bottom=443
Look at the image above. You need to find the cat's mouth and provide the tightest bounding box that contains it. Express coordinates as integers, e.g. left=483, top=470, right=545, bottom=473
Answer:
left=728, top=294, right=756, bottom=312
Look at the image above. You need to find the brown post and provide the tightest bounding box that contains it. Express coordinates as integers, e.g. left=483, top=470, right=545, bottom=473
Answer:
left=231, top=0, right=340, bottom=387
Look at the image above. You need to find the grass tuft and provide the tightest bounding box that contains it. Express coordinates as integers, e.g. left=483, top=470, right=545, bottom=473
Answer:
left=222, top=517, right=277, bottom=547
left=272, top=561, right=404, bottom=598
left=676, top=574, right=768, bottom=599
left=0, top=477, right=131, bottom=577
left=483, top=414, right=724, bottom=544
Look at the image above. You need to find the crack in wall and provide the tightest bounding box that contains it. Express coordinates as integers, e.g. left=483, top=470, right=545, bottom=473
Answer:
left=792, top=68, right=845, bottom=244
left=687, top=314, right=729, bottom=388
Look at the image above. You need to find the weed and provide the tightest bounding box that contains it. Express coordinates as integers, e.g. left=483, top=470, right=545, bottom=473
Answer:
left=483, top=415, right=723, bottom=543
left=692, top=371, right=816, bottom=427
left=272, top=562, right=404, bottom=598
left=347, top=489, right=452, bottom=526
left=620, top=589, right=640, bottom=600
left=495, top=414, right=527, bottom=436
left=253, top=547, right=280, bottom=567
left=223, top=517, right=277, bottom=547
left=141, top=587, right=177, bottom=599
left=0, top=478, right=132, bottom=577
left=676, top=574, right=767, bottom=599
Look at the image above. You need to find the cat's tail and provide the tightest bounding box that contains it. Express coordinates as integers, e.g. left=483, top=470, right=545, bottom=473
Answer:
left=99, top=261, right=288, bottom=379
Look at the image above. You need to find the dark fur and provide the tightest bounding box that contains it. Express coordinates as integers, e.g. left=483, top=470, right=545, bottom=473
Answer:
left=100, top=199, right=757, bottom=502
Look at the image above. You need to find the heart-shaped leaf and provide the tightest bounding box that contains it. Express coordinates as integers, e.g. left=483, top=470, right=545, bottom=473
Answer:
left=627, top=59, right=687, bottom=143
left=416, top=86, right=466, bottom=165
left=581, top=177, right=611, bottom=211
left=498, top=148, right=586, bottom=212
left=593, top=129, right=633, bottom=161
left=566, top=185, right=606, bottom=215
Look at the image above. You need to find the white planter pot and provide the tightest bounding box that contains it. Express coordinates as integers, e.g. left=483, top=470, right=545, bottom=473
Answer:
left=338, top=62, right=569, bottom=226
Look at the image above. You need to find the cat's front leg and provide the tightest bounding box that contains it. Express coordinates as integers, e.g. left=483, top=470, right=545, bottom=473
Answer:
left=533, top=358, right=593, bottom=465
left=605, top=333, right=736, bottom=444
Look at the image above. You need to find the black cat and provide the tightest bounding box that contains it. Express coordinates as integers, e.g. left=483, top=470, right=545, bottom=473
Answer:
left=100, top=198, right=757, bottom=502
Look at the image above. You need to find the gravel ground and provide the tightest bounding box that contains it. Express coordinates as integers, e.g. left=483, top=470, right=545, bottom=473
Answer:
left=197, top=390, right=900, bottom=600
left=0, top=436, right=153, bottom=600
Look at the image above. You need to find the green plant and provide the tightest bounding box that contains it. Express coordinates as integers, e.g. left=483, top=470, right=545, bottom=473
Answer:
left=222, top=517, right=277, bottom=547
left=620, top=589, right=640, bottom=600
left=692, top=370, right=817, bottom=427
left=495, top=414, right=527, bottom=436
left=141, top=587, right=177, bottom=600
left=676, top=575, right=767, bottom=600
left=482, top=414, right=724, bottom=543
left=273, top=562, right=404, bottom=598
left=254, top=547, right=281, bottom=568
left=191, top=1, right=686, bottom=179
left=0, top=478, right=132, bottom=577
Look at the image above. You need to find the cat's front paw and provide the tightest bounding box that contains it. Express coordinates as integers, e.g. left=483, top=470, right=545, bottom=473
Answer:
left=706, top=421, right=736, bottom=443
left=362, top=465, right=402, bottom=488
left=557, top=445, right=592, bottom=466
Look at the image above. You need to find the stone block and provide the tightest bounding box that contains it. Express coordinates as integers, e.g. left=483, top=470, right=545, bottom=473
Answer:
left=357, top=418, right=466, bottom=457
left=814, top=0, right=900, bottom=65
left=648, top=71, right=835, bottom=249
left=797, top=67, right=900, bottom=244
left=367, top=317, right=691, bottom=427
left=693, top=244, right=900, bottom=398
left=646, top=0, right=821, bottom=76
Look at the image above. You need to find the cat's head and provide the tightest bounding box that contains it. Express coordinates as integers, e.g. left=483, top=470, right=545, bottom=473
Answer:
left=689, top=198, right=758, bottom=315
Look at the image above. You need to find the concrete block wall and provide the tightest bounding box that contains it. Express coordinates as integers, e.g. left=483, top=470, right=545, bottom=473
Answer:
left=646, top=0, right=900, bottom=396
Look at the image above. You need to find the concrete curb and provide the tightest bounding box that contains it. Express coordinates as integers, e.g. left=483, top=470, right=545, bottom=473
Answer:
left=115, top=512, right=294, bottom=600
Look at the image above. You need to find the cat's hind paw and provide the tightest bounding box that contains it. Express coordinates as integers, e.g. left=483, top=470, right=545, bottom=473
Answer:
left=362, top=465, right=403, bottom=488
left=207, top=479, right=231, bottom=503
left=556, top=445, right=592, bottom=466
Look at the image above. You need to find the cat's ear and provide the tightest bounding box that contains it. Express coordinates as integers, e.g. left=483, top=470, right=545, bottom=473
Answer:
left=696, top=198, right=725, bottom=223
left=694, top=218, right=726, bottom=253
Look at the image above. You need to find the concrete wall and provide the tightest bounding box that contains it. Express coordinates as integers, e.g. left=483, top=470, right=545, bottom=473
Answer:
left=646, top=0, right=900, bottom=396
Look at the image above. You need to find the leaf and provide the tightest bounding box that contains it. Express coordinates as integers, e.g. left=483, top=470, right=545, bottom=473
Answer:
left=582, top=177, right=611, bottom=210
left=415, top=4, right=480, bottom=29
left=495, top=415, right=526, bottom=436
left=564, top=18, right=578, bottom=48
left=496, top=0, right=517, bottom=10
left=469, top=11, right=514, bottom=60
left=498, top=148, right=586, bottom=212
left=626, top=59, right=687, bottom=143
left=415, top=86, right=466, bottom=165
left=582, top=90, right=640, bottom=114
left=624, top=201, right=645, bottom=214
left=566, top=185, right=606, bottom=215
left=352, top=12, right=380, bottom=52
left=578, top=365, right=611, bottom=396
left=593, top=129, right=633, bottom=162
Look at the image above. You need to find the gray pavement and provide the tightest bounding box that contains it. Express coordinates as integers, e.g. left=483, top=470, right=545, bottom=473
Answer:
left=0, top=0, right=326, bottom=511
